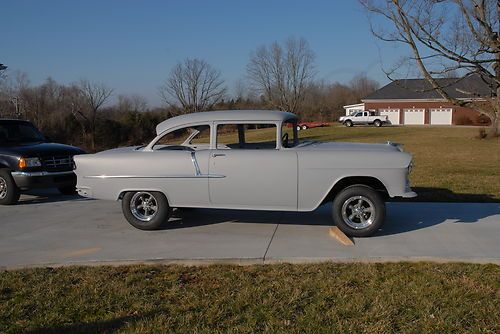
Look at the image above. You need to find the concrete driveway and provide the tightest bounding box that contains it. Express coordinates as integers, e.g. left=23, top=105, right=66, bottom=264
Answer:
left=0, top=189, right=499, bottom=268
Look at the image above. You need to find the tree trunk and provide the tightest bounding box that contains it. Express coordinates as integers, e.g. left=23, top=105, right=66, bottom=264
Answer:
left=488, top=114, right=500, bottom=138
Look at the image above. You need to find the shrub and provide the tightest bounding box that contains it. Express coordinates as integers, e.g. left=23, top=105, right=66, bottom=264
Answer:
left=477, top=127, right=487, bottom=139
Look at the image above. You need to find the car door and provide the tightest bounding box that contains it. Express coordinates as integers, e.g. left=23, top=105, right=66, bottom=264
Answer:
left=146, top=124, right=212, bottom=207
left=353, top=112, right=364, bottom=124
left=208, top=123, right=298, bottom=210
left=362, top=111, right=370, bottom=123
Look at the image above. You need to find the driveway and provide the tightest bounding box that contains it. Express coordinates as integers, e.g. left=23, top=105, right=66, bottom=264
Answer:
left=1, top=189, right=499, bottom=268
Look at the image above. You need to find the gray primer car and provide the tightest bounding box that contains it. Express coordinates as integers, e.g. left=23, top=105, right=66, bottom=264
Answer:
left=75, top=110, right=416, bottom=237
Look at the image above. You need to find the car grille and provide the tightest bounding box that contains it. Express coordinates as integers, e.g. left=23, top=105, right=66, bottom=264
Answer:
left=42, top=155, right=73, bottom=170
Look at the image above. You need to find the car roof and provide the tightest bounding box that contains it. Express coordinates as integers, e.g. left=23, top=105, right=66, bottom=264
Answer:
left=156, top=110, right=297, bottom=135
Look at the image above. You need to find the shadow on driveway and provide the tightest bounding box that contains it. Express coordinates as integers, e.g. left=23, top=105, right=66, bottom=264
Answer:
left=378, top=202, right=500, bottom=236
left=18, top=188, right=91, bottom=205
left=163, top=202, right=500, bottom=237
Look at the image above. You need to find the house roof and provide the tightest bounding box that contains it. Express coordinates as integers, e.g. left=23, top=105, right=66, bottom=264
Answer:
left=343, top=103, right=364, bottom=108
left=156, top=110, right=297, bottom=135
left=363, top=75, right=493, bottom=101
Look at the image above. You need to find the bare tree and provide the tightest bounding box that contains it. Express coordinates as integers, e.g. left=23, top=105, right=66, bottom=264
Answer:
left=233, top=77, right=248, bottom=101
left=0, top=71, right=30, bottom=118
left=247, top=37, right=315, bottom=115
left=117, top=94, right=148, bottom=113
left=349, top=73, right=380, bottom=101
left=159, top=58, right=226, bottom=113
left=360, top=0, right=499, bottom=137
left=78, top=80, right=113, bottom=150
left=0, top=64, right=6, bottom=80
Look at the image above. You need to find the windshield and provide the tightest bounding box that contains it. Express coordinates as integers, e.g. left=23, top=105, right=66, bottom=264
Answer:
left=0, top=121, right=46, bottom=144
left=152, top=125, right=210, bottom=150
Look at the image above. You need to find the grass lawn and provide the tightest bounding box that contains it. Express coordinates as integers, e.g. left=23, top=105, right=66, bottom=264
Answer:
left=243, top=125, right=499, bottom=202
left=1, top=263, right=498, bottom=333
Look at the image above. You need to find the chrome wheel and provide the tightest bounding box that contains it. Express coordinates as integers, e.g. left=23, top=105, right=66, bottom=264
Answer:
left=341, top=195, right=375, bottom=229
left=130, top=192, right=158, bottom=222
left=0, top=177, right=6, bottom=200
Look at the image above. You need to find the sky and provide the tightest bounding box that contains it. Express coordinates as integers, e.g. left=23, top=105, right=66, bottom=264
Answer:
left=1, top=0, right=405, bottom=107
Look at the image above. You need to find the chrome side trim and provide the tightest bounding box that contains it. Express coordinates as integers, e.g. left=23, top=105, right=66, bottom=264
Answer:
left=83, top=174, right=225, bottom=179
left=82, top=152, right=226, bottom=180
left=190, top=151, right=202, bottom=176
left=11, top=171, right=74, bottom=177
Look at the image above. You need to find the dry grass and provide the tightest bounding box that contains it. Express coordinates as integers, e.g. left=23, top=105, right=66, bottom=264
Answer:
left=0, top=263, right=498, bottom=333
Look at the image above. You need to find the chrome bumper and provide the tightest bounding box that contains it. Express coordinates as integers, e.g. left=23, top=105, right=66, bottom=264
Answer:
left=11, top=171, right=74, bottom=177
left=11, top=170, right=76, bottom=190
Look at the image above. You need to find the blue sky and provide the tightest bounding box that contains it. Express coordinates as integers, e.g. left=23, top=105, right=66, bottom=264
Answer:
left=1, top=0, right=403, bottom=106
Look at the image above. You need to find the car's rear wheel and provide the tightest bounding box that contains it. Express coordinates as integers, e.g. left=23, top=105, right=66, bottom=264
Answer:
left=332, top=185, right=385, bottom=237
left=296, top=125, right=301, bottom=131
left=302, top=125, right=308, bottom=130
left=0, top=169, right=20, bottom=205
left=374, top=119, right=382, bottom=127
left=344, top=120, right=353, bottom=127
left=122, top=191, right=171, bottom=230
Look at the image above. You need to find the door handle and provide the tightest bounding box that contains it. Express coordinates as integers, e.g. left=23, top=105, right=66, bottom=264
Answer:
left=212, top=153, right=226, bottom=157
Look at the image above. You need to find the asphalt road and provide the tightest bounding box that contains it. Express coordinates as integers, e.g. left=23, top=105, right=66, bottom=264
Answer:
left=1, top=189, right=499, bottom=268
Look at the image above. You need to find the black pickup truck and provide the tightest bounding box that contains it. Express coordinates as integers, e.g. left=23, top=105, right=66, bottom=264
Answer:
left=0, top=119, right=85, bottom=205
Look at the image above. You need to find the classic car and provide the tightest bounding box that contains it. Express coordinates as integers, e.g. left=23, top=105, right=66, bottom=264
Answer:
left=0, top=119, right=85, bottom=205
left=339, top=111, right=389, bottom=127
left=74, top=110, right=416, bottom=237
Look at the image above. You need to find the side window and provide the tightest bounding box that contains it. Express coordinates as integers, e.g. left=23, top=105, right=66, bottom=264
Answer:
left=217, top=123, right=277, bottom=149
left=281, top=120, right=298, bottom=148
left=153, top=125, right=210, bottom=150
left=355, top=112, right=362, bottom=117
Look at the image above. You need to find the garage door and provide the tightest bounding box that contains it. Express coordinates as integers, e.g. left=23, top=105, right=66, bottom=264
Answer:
left=430, top=108, right=452, bottom=125
left=379, top=109, right=400, bottom=125
left=403, top=109, right=425, bottom=125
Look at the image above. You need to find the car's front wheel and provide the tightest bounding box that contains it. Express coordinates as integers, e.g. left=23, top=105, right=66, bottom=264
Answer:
left=332, top=185, right=385, bottom=237
left=0, top=169, right=20, bottom=205
left=344, top=120, right=353, bottom=127
left=122, top=191, right=171, bottom=230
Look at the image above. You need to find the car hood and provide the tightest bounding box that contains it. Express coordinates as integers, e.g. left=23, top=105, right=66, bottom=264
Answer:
left=0, top=142, right=85, bottom=157
left=95, top=146, right=143, bottom=155
left=296, top=141, right=402, bottom=152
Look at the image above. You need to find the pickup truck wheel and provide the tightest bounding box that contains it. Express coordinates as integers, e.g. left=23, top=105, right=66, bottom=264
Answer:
left=0, top=169, right=20, bottom=205
left=374, top=120, right=382, bottom=127
left=344, top=120, right=353, bottom=127
left=122, top=191, right=170, bottom=230
left=296, top=126, right=301, bottom=131
left=302, top=125, right=308, bottom=130
left=332, top=185, right=385, bottom=237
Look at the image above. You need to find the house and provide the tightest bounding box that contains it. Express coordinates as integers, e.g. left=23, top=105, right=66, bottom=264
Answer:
left=343, top=75, right=492, bottom=125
